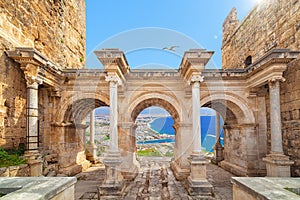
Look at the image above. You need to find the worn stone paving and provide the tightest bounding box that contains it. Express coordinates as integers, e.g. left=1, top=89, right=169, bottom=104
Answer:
left=75, top=158, right=233, bottom=200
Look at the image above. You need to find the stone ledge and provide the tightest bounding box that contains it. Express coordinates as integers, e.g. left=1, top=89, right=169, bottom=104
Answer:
left=232, top=177, right=300, bottom=200
left=220, top=160, right=248, bottom=176
left=0, top=177, right=76, bottom=200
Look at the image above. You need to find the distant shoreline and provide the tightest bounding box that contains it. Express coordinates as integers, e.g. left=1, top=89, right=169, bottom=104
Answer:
left=147, top=116, right=174, bottom=135
left=147, top=118, right=161, bottom=135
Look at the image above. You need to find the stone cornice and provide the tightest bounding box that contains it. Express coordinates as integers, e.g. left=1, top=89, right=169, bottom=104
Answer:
left=94, top=48, right=129, bottom=81
left=179, top=49, right=214, bottom=82
left=202, top=49, right=299, bottom=88
left=6, top=47, right=64, bottom=88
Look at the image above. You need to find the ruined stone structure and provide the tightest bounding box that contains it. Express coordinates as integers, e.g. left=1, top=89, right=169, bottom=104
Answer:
left=0, top=0, right=300, bottom=197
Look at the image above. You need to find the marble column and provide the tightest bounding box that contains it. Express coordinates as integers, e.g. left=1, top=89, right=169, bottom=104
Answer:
left=24, top=74, right=43, bottom=177
left=263, top=77, right=293, bottom=177
left=191, top=78, right=202, bottom=154
left=213, top=113, right=224, bottom=164
left=98, top=74, right=124, bottom=197
left=269, top=79, right=283, bottom=154
left=187, top=74, right=212, bottom=197
left=88, top=110, right=97, bottom=161
left=108, top=76, right=119, bottom=152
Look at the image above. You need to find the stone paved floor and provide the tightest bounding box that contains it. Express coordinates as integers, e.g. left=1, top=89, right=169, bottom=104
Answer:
left=75, top=157, right=234, bottom=200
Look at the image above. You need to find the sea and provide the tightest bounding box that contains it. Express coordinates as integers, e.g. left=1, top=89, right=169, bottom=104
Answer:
left=141, top=116, right=224, bottom=152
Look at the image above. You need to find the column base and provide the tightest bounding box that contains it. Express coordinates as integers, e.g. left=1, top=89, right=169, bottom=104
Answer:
left=186, top=176, right=213, bottom=197
left=263, top=153, right=294, bottom=177
left=186, top=153, right=213, bottom=197
left=170, top=160, right=190, bottom=181
left=98, top=150, right=124, bottom=199
left=98, top=182, right=124, bottom=199
left=24, top=150, right=43, bottom=177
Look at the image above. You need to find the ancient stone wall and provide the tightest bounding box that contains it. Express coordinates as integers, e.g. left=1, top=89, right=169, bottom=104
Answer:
left=0, top=38, right=27, bottom=148
left=0, top=0, right=86, bottom=68
left=222, top=0, right=300, bottom=69
left=278, top=60, right=300, bottom=176
left=0, top=0, right=86, bottom=149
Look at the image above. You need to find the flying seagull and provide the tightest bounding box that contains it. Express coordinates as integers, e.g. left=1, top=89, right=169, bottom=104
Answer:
left=162, top=46, right=179, bottom=52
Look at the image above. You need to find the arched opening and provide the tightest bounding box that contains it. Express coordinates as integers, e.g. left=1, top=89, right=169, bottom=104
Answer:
left=135, top=106, right=175, bottom=158
left=201, top=95, right=260, bottom=176
left=63, top=98, right=107, bottom=124
left=123, top=97, right=181, bottom=170
left=131, top=98, right=180, bottom=125
left=245, top=55, right=252, bottom=67
left=55, top=98, right=108, bottom=172
left=200, top=107, right=224, bottom=153
left=85, top=106, right=110, bottom=161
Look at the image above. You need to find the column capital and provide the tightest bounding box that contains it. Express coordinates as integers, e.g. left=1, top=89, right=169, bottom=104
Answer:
left=105, top=74, right=121, bottom=86
left=21, top=63, right=43, bottom=87
left=24, top=75, right=43, bottom=88
left=268, top=76, right=285, bottom=89
left=189, top=74, right=204, bottom=85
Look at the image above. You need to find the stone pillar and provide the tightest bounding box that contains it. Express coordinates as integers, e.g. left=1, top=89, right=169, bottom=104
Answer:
left=88, top=110, right=97, bottom=161
left=186, top=74, right=212, bottom=197
left=23, top=66, right=43, bottom=177
left=98, top=74, right=124, bottom=198
left=263, top=77, right=294, bottom=177
left=119, top=122, right=138, bottom=181
left=171, top=123, right=192, bottom=180
left=213, top=113, right=224, bottom=164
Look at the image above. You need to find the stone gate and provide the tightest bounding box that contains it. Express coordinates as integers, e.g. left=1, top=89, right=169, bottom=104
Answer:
left=6, top=47, right=299, bottom=187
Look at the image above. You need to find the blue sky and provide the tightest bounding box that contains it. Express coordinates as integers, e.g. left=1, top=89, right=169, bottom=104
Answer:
left=86, top=1, right=257, bottom=69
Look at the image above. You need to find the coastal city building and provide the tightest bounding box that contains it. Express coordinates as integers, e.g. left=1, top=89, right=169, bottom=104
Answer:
left=0, top=0, right=299, bottom=199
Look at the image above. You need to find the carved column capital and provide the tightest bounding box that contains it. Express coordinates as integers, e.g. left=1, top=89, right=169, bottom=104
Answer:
left=268, top=76, right=285, bottom=89
left=21, top=63, right=43, bottom=87
left=189, top=74, right=204, bottom=86
left=105, top=74, right=121, bottom=87
left=24, top=76, right=43, bottom=88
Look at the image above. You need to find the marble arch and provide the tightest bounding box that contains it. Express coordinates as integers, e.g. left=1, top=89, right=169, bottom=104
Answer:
left=201, top=93, right=255, bottom=124
left=58, top=94, right=109, bottom=123
left=128, top=93, right=181, bottom=124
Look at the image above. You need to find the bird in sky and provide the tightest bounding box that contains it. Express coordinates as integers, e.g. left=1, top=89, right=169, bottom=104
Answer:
left=162, top=46, right=179, bottom=52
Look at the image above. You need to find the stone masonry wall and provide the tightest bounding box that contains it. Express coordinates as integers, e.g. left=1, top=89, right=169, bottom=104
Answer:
left=0, top=37, right=27, bottom=148
left=280, top=59, right=300, bottom=176
left=0, top=0, right=86, bottom=69
left=222, top=0, right=300, bottom=69
left=0, top=0, right=86, bottom=149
